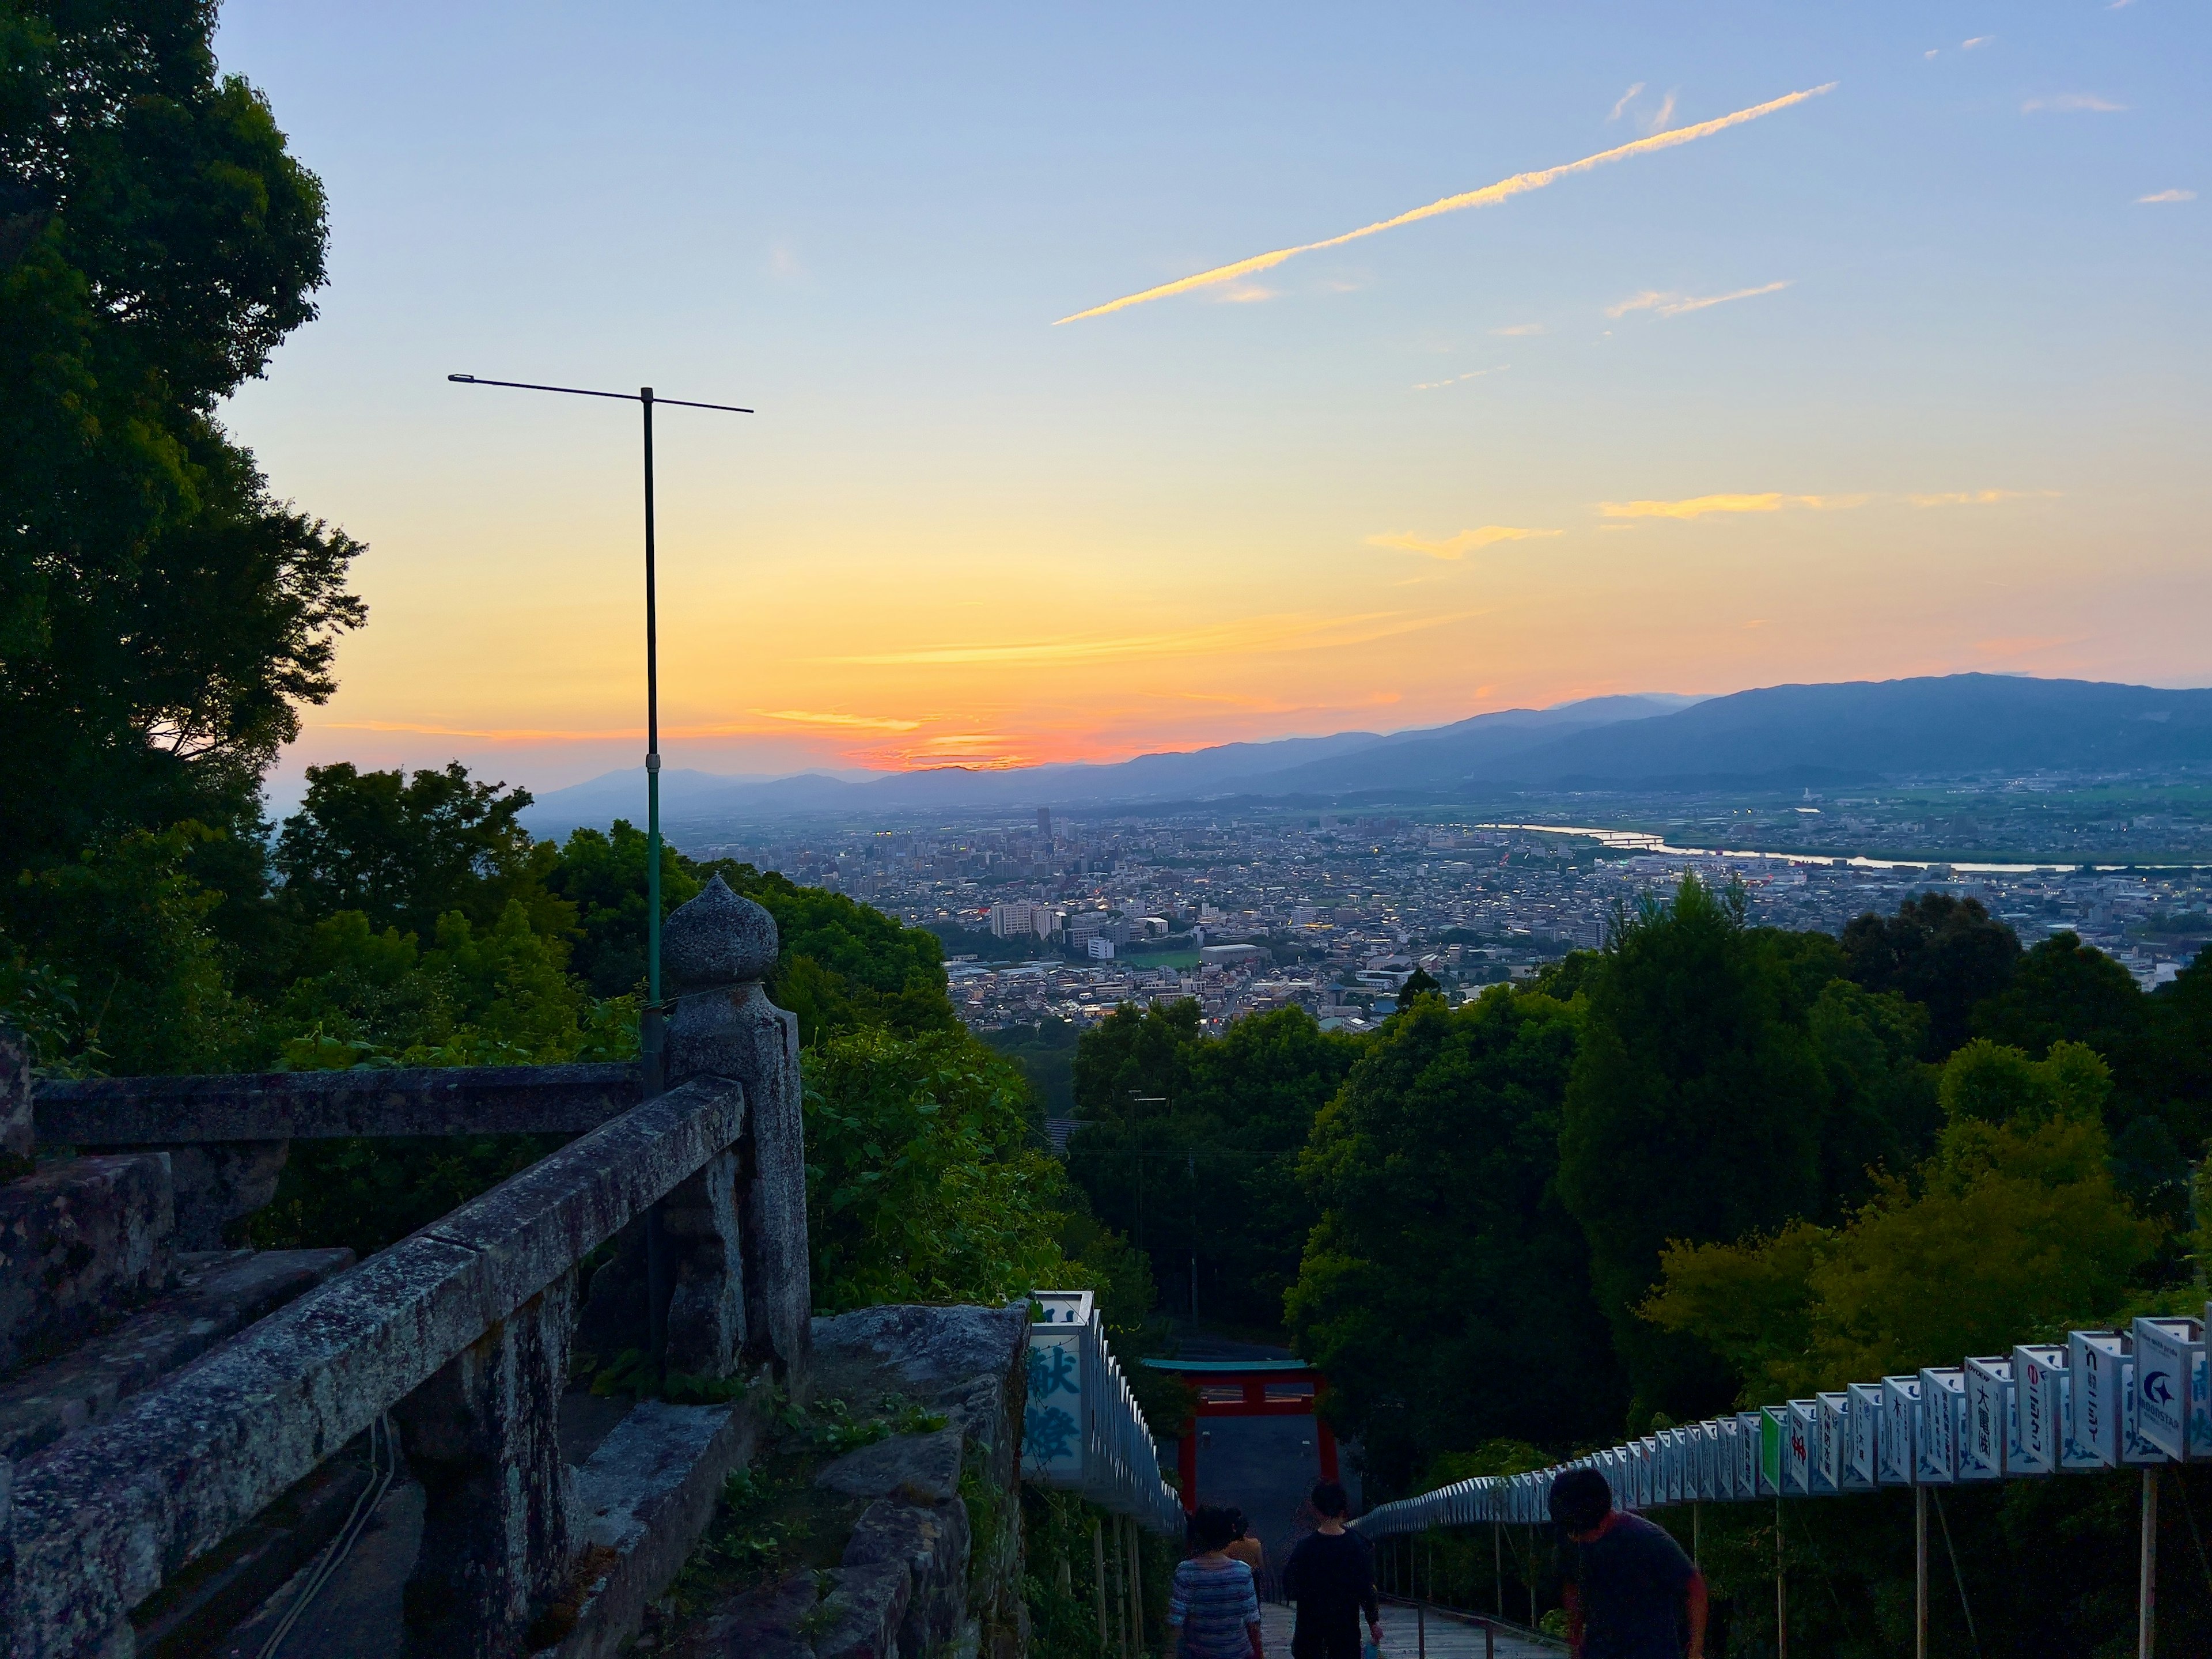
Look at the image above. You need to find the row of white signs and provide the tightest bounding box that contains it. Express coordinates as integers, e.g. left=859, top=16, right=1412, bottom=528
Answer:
left=1359, top=1312, right=2211, bottom=1536
left=1025, top=1290, right=1188, bottom=1533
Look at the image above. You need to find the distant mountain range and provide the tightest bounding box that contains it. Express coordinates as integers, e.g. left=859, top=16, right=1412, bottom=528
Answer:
left=518, top=675, right=2212, bottom=832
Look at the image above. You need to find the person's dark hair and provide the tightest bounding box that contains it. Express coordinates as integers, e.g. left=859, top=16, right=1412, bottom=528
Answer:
left=1229, top=1508, right=1249, bottom=1540
left=1190, top=1504, right=1241, bottom=1552
left=1310, top=1480, right=1350, bottom=1519
left=1549, top=1468, right=1613, bottom=1533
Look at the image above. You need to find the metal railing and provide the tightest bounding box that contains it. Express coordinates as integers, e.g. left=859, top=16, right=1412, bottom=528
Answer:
left=1025, top=1290, right=1185, bottom=1532
left=1354, top=1310, right=2212, bottom=1658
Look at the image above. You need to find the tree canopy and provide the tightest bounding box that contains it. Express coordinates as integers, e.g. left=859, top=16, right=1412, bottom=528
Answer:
left=1, top=0, right=361, bottom=877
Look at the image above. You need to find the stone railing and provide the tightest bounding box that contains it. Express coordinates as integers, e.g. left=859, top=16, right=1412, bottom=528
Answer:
left=1, top=875, right=809, bottom=1659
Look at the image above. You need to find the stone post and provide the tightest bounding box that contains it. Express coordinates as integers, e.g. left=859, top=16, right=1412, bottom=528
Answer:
left=1, top=1025, right=30, bottom=1173
left=393, top=1273, right=579, bottom=1658
left=661, top=876, right=811, bottom=1387
left=157, top=1140, right=289, bottom=1249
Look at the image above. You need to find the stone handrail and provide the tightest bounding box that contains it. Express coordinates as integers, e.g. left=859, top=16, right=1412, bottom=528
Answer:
left=10, top=1076, right=742, bottom=1657
left=0, top=874, right=812, bottom=1659
left=33, top=1062, right=645, bottom=1145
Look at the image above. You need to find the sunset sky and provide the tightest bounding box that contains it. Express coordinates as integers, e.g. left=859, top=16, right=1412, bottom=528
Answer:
left=213, top=1, right=2209, bottom=797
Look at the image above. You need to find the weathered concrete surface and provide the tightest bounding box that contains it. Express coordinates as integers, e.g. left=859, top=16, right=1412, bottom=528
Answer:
left=0, top=1154, right=175, bottom=1374
left=815, top=1427, right=964, bottom=1508
left=537, top=1396, right=769, bottom=1659
left=1, top=1027, right=30, bottom=1165
left=811, top=1304, right=1031, bottom=1493
left=670, top=1569, right=820, bottom=1659
left=131, top=1450, right=373, bottom=1656
left=663, top=878, right=810, bottom=1389
left=35, top=1062, right=642, bottom=1147
left=7, top=1077, right=742, bottom=1659
left=138, top=1142, right=288, bottom=1251
left=831, top=1494, right=971, bottom=1658
left=660, top=1150, right=746, bottom=1377
left=667, top=1304, right=1031, bottom=1659
left=395, top=1274, right=578, bottom=1658
left=0, top=1248, right=353, bottom=1461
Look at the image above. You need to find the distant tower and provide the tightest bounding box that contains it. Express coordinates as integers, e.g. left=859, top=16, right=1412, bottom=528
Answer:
left=1037, top=806, right=1052, bottom=842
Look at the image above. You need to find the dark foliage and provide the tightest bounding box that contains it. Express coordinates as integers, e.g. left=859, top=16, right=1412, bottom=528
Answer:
left=1840, top=892, right=2021, bottom=1057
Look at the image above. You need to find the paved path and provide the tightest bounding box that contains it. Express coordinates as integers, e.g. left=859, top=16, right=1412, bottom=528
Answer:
left=1259, top=1600, right=1559, bottom=1656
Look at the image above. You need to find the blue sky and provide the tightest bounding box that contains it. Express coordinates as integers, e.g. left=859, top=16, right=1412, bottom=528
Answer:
left=211, top=1, right=2209, bottom=789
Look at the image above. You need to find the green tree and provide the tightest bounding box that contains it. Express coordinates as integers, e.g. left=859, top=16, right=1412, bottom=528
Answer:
left=541, top=819, right=698, bottom=998
left=1395, top=965, right=1441, bottom=1007
left=274, top=763, right=560, bottom=940
left=1069, top=1001, right=1361, bottom=1331
left=1840, top=893, right=2020, bottom=1056
left=1, top=0, right=362, bottom=881
left=1557, top=876, right=1837, bottom=1423
left=4, top=823, right=248, bottom=1072
left=1642, top=1040, right=2157, bottom=1404
left=1289, top=986, right=1616, bottom=1491
left=802, top=1025, right=1073, bottom=1312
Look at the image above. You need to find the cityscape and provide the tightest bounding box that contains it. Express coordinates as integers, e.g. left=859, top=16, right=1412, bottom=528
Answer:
left=684, top=799, right=2212, bottom=1036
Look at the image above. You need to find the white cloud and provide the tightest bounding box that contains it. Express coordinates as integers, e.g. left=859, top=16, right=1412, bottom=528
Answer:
left=1607, top=82, right=1645, bottom=122
left=1961, top=35, right=1994, bottom=50
left=1411, top=366, right=1508, bottom=391
left=2137, top=188, right=2196, bottom=203
left=1606, top=280, right=1791, bottom=319
left=2022, top=93, right=2127, bottom=113
left=1055, top=84, right=1838, bottom=323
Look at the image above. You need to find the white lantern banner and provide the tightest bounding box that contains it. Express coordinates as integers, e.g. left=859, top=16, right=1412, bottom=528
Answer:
left=1960, top=1357, right=2009, bottom=1481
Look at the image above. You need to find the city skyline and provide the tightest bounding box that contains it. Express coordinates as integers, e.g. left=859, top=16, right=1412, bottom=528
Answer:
left=209, top=2, right=2209, bottom=796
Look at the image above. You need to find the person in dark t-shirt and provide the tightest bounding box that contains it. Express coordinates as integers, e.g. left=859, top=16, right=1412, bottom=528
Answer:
left=1550, top=1468, right=1706, bottom=1659
left=1280, top=1480, right=1381, bottom=1659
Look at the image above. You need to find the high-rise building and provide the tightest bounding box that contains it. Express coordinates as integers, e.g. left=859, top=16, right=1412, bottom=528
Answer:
left=988, top=902, right=1059, bottom=940
left=1037, top=806, right=1052, bottom=842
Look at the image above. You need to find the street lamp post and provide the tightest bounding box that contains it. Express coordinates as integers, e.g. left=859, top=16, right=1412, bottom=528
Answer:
left=446, top=374, right=751, bottom=1095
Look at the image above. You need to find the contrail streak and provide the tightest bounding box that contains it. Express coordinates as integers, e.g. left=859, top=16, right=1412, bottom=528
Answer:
left=1054, top=82, right=1837, bottom=325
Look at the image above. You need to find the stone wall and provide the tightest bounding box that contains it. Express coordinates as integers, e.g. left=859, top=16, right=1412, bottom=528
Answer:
left=669, top=1301, right=1032, bottom=1659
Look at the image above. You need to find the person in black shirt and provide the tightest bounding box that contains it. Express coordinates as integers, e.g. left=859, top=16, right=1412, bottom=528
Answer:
left=1550, top=1468, right=1707, bottom=1659
left=1280, top=1480, right=1382, bottom=1659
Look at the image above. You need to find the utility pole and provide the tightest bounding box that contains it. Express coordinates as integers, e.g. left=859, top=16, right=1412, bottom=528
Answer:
left=445, top=373, right=751, bottom=1093
left=1128, top=1093, right=1165, bottom=1260
left=1188, top=1148, right=1199, bottom=1323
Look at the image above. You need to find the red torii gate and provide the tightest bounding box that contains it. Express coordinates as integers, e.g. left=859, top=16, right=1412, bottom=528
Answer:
left=1143, top=1358, right=1340, bottom=1514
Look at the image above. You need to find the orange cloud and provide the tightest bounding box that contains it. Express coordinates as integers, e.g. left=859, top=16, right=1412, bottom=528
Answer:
left=822, top=608, right=1484, bottom=666
left=1907, top=488, right=2057, bottom=507
left=1365, top=525, right=1562, bottom=559
left=1599, top=493, right=1866, bottom=519
left=756, top=708, right=924, bottom=730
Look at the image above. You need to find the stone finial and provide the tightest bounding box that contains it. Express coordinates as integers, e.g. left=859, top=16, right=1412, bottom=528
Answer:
left=662, top=876, right=779, bottom=991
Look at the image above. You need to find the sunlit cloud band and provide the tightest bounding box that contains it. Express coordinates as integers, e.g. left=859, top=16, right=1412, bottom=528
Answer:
left=1600, top=493, right=1866, bottom=519
left=1366, top=525, right=1561, bottom=559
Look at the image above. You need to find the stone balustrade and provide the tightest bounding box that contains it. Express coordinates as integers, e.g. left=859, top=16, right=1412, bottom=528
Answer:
left=0, top=875, right=809, bottom=1659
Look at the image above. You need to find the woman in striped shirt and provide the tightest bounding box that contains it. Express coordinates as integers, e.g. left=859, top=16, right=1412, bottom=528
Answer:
left=1169, top=1505, right=1264, bottom=1659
